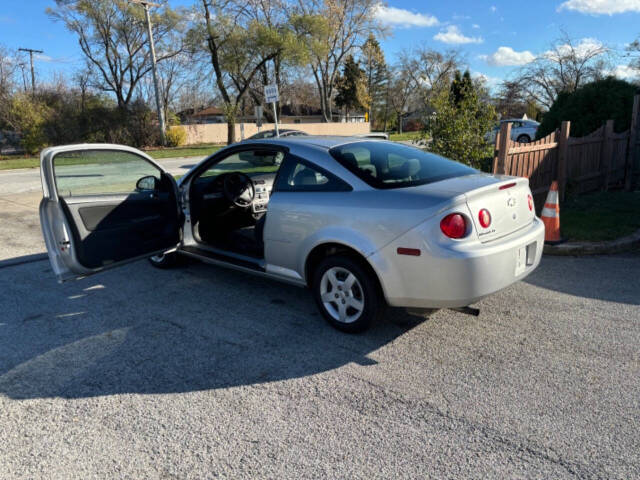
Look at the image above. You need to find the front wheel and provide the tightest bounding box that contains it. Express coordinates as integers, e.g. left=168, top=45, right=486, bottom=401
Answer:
left=517, top=134, right=531, bottom=143
left=148, top=251, right=180, bottom=269
left=312, top=255, right=381, bottom=333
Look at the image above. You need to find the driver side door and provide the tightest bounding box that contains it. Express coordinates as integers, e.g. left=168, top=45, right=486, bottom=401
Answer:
left=40, top=145, right=181, bottom=282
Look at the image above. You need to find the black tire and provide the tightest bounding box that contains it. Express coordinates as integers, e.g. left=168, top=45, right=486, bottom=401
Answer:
left=517, top=134, right=530, bottom=143
left=311, top=255, right=381, bottom=333
left=148, top=251, right=180, bottom=269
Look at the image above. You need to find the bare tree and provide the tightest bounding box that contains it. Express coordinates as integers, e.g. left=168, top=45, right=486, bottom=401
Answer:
left=515, top=33, right=610, bottom=109
left=405, top=47, right=461, bottom=109
left=387, top=62, right=418, bottom=134
left=197, top=0, right=298, bottom=143
left=291, top=0, right=381, bottom=122
left=0, top=46, right=19, bottom=129
left=494, top=80, right=528, bottom=118
left=48, top=0, right=186, bottom=109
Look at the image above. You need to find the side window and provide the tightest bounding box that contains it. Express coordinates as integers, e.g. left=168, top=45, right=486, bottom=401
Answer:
left=196, top=149, right=284, bottom=182
left=54, top=150, right=161, bottom=197
left=275, top=156, right=352, bottom=192
left=289, top=163, right=330, bottom=186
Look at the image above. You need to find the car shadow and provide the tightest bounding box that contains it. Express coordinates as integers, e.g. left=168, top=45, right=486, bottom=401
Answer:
left=523, top=252, right=640, bottom=305
left=0, top=256, right=431, bottom=400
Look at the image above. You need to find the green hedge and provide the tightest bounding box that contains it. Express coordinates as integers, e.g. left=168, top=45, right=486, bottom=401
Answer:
left=537, top=78, right=638, bottom=139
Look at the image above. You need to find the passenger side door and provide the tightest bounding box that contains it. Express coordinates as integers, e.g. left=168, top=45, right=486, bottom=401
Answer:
left=40, top=145, right=180, bottom=282
left=265, top=155, right=352, bottom=274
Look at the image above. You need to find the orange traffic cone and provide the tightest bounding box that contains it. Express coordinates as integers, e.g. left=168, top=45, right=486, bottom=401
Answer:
left=541, top=181, right=563, bottom=244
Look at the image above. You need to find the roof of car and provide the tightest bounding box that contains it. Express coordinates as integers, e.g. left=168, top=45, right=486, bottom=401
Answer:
left=238, top=135, right=374, bottom=150
left=501, top=118, right=540, bottom=125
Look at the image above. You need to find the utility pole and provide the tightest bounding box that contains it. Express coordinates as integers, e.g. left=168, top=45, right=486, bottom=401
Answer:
left=129, top=0, right=166, bottom=146
left=18, top=48, right=43, bottom=94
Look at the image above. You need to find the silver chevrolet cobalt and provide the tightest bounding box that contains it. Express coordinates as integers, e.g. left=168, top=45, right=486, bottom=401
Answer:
left=39, top=137, right=544, bottom=332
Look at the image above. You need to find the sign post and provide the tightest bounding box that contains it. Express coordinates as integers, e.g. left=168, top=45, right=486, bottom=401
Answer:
left=264, top=84, right=280, bottom=137
left=255, top=105, right=263, bottom=133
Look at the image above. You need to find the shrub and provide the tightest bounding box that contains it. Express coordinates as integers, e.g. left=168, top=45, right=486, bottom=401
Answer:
left=8, top=94, right=50, bottom=154
left=166, top=126, right=187, bottom=147
left=537, top=78, right=638, bottom=139
left=426, top=81, right=496, bottom=169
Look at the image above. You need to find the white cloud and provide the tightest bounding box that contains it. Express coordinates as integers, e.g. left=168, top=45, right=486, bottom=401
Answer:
left=472, top=71, right=502, bottom=89
left=484, top=46, right=536, bottom=66
left=608, top=64, right=640, bottom=79
left=558, top=0, right=640, bottom=14
left=434, top=26, right=483, bottom=45
left=491, top=5, right=497, bottom=12
left=472, top=23, right=480, bottom=29
left=545, top=37, right=605, bottom=59
left=373, top=5, right=439, bottom=28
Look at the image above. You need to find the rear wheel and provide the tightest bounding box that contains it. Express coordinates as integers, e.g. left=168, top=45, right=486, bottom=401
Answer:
left=517, top=134, right=530, bottom=143
left=148, top=252, right=179, bottom=269
left=312, top=255, right=380, bottom=333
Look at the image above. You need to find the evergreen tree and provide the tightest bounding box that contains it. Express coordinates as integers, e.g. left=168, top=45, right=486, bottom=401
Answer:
left=361, top=34, right=388, bottom=128
left=427, top=72, right=496, bottom=170
left=335, top=55, right=370, bottom=118
left=450, top=70, right=473, bottom=106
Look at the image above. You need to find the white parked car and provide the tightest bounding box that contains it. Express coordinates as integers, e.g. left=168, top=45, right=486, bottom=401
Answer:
left=487, top=119, right=540, bottom=144
left=39, top=138, right=544, bottom=332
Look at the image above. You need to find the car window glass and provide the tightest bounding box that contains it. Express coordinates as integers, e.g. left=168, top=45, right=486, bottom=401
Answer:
left=53, top=150, right=161, bottom=197
left=330, top=141, right=475, bottom=189
left=274, top=156, right=352, bottom=192
left=287, top=163, right=329, bottom=187
left=196, top=150, right=284, bottom=182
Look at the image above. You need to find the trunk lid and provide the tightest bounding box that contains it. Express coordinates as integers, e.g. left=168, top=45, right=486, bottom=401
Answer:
left=423, top=173, right=535, bottom=243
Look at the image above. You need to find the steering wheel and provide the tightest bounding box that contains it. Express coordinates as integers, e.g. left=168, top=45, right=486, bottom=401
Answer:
left=223, top=172, right=255, bottom=208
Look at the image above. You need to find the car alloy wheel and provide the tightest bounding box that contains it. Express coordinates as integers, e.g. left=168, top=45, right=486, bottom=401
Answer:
left=312, top=255, right=381, bottom=332
left=320, top=266, right=365, bottom=324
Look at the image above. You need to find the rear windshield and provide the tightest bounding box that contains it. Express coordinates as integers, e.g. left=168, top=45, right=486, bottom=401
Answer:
left=329, top=141, right=476, bottom=189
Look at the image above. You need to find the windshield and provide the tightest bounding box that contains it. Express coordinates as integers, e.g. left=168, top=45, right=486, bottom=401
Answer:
left=329, top=141, right=476, bottom=189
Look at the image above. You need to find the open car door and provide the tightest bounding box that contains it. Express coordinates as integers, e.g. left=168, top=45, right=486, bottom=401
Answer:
left=39, top=144, right=181, bottom=282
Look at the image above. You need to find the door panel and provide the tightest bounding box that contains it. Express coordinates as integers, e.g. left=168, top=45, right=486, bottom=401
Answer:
left=61, top=192, right=178, bottom=269
left=40, top=145, right=180, bottom=281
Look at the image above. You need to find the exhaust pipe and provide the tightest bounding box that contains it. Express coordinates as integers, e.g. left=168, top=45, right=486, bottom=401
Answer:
left=450, top=306, right=480, bottom=317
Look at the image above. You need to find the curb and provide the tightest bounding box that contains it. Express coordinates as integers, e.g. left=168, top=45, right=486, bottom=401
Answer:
left=543, top=228, right=640, bottom=256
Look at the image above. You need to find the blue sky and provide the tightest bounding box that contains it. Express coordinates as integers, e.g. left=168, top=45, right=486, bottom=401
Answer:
left=1, top=0, right=639, bottom=88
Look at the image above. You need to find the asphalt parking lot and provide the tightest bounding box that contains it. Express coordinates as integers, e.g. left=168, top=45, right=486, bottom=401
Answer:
left=0, top=174, right=639, bottom=478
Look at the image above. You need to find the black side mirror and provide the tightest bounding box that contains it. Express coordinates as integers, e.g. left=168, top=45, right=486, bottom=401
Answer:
left=136, top=175, right=158, bottom=192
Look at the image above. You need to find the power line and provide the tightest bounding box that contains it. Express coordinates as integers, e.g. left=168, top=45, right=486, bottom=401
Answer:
left=18, top=48, right=43, bottom=94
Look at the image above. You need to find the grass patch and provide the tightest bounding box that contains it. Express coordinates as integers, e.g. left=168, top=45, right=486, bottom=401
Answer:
left=0, top=157, right=40, bottom=170
left=561, top=190, right=640, bottom=241
left=0, top=144, right=223, bottom=171
left=143, top=144, right=222, bottom=159
left=389, top=131, right=422, bottom=142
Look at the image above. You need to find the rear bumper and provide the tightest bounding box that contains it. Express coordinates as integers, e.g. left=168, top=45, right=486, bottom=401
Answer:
left=369, top=217, right=545, bottom=308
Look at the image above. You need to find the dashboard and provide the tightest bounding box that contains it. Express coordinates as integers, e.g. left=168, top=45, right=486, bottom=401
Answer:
left=251, top=173, right=276, bottom=214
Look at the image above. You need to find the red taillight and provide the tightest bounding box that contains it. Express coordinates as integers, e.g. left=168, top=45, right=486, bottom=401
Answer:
left=499, top=182, right=517, bottom=190
left=440, top=213, right=467, bottom=239
left=527, top=194, right=534, bottom=211
left=478, top=208, right=491, bottom=228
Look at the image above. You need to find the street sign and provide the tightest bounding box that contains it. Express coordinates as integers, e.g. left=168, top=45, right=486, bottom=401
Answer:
left=264, top=84, right=280, bottom=137
left=264, top=84, right=279, bottom=103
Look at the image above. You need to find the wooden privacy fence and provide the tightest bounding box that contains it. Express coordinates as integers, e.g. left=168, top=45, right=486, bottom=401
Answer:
left=493, top=94, right=640, bottom=207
